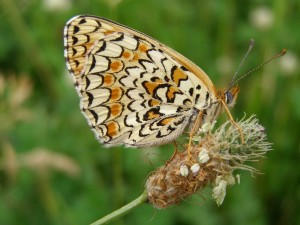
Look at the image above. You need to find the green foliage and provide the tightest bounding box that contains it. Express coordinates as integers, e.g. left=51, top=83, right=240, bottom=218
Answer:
left=0, top=0, right=299, bottom=224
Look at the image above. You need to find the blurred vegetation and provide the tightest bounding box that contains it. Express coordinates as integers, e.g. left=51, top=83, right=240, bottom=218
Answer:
left=0, top=0, right=299, bottom=225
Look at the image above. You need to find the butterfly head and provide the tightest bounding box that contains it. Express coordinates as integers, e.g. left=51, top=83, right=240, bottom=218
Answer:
left=224, top=86, right=240, bottom=108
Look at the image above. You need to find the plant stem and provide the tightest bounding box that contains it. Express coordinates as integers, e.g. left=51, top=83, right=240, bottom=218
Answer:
left=90, top=191, right=148, bottom=225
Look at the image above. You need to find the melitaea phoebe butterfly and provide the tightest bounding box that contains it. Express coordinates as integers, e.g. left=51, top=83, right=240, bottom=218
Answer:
left=64, top=15, right=277, bottom=148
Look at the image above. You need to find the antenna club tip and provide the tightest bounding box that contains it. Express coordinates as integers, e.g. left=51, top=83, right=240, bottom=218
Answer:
left=249, top=39, right=255, bottom=47
left=281, top=48, right=287, bottom=56
left=276, top=48, right=286, bottom=58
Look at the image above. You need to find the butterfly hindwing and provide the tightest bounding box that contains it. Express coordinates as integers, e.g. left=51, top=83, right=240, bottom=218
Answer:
left=64, top=15, right=218, bottom=147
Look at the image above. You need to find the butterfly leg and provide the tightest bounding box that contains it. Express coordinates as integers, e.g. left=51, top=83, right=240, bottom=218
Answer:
left=187, top=111, right=204, bottom=159
left=164, top=141, right=178, bottom=167
left=221, top=99, right=245, bottom=144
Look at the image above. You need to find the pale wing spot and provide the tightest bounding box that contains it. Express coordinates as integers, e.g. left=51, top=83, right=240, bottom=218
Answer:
left=124, top=112, right=140, bottom=127
left=147, top=50, right=165, bottom=68
left=173, top=94, right=192, bottom=106
left=112, top=34, right=138, bottom=50
left=185, top=70, right=201, bottom=85
left=159, top=105, right=183, bottom=115
left=76, top=18, right=97, bottom=26
left=68, top=46, right=87, bottom=58
left=154, top=85, right=169, bottom=102
left=93, top=125, right=106, bottom=138
left=68, top=58, right=87, bottom=77
left=148, top=69, right=166, bottom=81
left=119, top=75, right=137, bottom=88
left=125, top=67, right=145, bottom=78
left=72, top=25, right=98, bottom=34
left=126, top=99, right=161, bottom=112
left=156, top=123, right=176, bottom=137
left=165, top=53, right=185, bottom=69
left=81, top=88, right=111, bottom=108
left=93, top=41, right=123, bottom=58
left=127, top=100, right=147, bottom=111
left=71, top=34, right=91, bottom=46
left=84, top=106, right=110, bottom=125
left=175, top=80, right=195, bottom=97
left=139, top=124, right=154, bottom=137
left=139, top=60, right=158, bottom=73
left=161, top=57, right=174, bottom=73
left=82, top=74, right=103, bottom=90
left=83, top=109, right=98, bottom=126
left=126, top=88, right=145, bottom=100
left=100, top=22, right=115, bottom=31
left=86, top=55, right=109, bottom=73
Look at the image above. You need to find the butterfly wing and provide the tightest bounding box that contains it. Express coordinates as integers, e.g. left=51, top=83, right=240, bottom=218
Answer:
left=64, top=15, right=217, bottom=147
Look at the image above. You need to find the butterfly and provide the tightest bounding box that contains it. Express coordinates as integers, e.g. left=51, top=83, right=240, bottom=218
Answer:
left=64, top=15, right=240, bottom=147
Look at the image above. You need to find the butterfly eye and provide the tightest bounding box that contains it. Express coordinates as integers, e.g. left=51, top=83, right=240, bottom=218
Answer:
left=224, top=86, right=239, bottom=108
left=225, top=91, right=233, bottom=105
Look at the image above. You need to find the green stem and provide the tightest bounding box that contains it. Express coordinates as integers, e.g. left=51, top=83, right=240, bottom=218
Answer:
left=90, top=191, right=148, bottom=225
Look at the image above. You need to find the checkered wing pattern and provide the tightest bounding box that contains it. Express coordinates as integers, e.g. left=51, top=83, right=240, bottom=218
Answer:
left=64, top=15, right=219, bottom=147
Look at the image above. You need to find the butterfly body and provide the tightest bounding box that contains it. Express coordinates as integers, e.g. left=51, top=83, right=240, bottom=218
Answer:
left=64, top=15, right=238, bottom=147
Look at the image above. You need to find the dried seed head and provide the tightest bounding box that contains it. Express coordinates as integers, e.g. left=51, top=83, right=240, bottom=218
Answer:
left=145, top=115, right=271, bottom=208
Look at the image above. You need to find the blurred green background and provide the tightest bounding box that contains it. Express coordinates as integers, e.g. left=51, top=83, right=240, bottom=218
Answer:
left=0, top=0, right=299, bottom=224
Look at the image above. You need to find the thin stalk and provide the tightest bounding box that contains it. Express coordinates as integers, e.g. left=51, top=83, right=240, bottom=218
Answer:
left=90, top=191, right=148, bottom=225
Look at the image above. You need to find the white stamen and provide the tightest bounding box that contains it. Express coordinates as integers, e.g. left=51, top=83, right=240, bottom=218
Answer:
left=190, top=163, right=200, bottom=174
left=212, top=179, right=227, bottom=206
left=236, top=174, right=241, bottom=184
left=198, top=148, right=210, bottom=164
left=180, top=165, right=189, bottom=177
left=199, top=120, right=217, bottom=133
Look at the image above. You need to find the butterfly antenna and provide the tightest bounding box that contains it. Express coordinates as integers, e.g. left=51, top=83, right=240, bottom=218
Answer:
left=227, top=39, right=255, bottom=91
left=228, top=48, right=286, bottom=88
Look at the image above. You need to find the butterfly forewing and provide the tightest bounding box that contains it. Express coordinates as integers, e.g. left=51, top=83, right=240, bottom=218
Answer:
left=64, top=15, right=220, bottom=147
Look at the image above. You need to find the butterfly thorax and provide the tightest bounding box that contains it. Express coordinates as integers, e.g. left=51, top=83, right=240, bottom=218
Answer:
left=200, top=92, right=223, bottom=125
left=193, top=86, right=239, bottom=127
